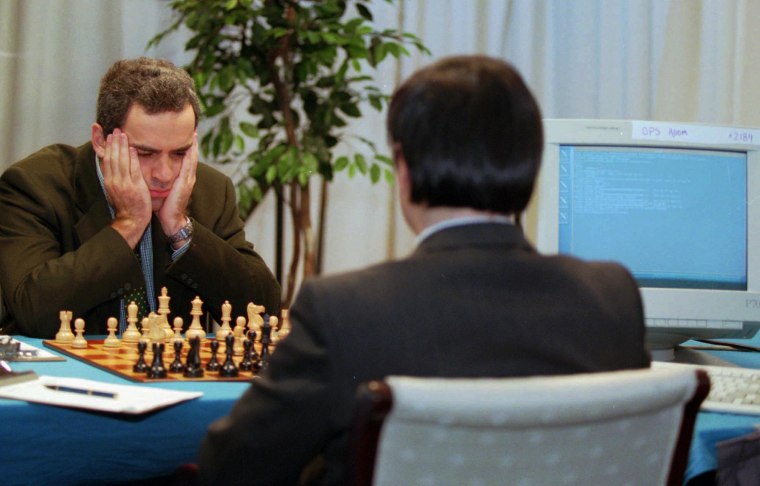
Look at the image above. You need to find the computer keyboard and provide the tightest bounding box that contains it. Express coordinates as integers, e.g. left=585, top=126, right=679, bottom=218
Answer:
left=651, top=360, right=760, bottom=416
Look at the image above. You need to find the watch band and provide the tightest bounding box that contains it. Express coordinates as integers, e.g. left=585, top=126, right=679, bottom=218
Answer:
left=168, top=217, right=193, bottom=243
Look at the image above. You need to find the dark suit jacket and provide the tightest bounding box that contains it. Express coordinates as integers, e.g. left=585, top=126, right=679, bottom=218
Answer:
left=0, top=142, right=280, bottom=337
left=198, top=222, right=650, bottom=485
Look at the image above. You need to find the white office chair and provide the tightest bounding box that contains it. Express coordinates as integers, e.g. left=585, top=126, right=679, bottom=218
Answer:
left=350, top=367, right=709, bottom=486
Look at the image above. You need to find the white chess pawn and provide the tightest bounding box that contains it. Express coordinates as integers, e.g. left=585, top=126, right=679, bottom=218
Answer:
left=233, top=316, right=246, bottom=356
left=71, top=318, right=87, bottom=349
left=140, top=317, right=151, bottom=344
left=122, top=301, right=142, bottom=344
left=278, top=308, right=291, bottom=341
left=103, top=317, right=121, bottom=348
left=172, top=317, right=184, bottom=344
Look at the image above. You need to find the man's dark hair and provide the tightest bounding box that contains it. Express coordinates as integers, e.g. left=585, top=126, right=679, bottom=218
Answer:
left=96, top=57, right=200, bottom=136
left=387, top=55, right=543, bottom=214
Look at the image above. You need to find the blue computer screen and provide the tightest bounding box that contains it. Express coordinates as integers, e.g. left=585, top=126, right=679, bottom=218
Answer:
left=558, top=145, right=747, bottom=290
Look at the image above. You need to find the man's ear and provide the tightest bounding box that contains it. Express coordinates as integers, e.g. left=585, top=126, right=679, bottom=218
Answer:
left=91, top=123, right=106, bottom=158
left=394, top=145, right=411, bottom=201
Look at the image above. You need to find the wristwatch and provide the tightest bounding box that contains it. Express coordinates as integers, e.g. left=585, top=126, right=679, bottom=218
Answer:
left=168, top=217, right=193, bottom=243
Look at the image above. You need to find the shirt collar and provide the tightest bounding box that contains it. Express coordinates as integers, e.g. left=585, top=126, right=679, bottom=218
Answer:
left=416, top=214, right=514, bottom=246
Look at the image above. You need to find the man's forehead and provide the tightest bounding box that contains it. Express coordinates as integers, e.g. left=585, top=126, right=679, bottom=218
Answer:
left=122, top=103, right=195, bottom=151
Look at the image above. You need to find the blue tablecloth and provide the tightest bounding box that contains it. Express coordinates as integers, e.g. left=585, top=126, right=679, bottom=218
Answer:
left=4, top=335, right=760, bottom=485
left=2, top=337, right=249, bottom=485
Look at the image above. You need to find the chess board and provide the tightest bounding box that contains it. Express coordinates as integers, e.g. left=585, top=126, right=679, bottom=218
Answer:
left=43, top=339, right=271, bottom=383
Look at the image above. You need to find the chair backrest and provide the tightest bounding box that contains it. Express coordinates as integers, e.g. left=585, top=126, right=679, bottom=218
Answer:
left=350, top=367, right=709, bottom=486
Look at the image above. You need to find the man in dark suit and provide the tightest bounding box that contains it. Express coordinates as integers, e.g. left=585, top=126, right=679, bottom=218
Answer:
left=0, top=57, right=280, bottom=337
left=197, top=55, right=650, bottom=485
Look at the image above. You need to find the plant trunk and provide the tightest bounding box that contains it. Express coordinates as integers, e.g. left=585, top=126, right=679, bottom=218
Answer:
left=283, top=180, right=315, bottom=308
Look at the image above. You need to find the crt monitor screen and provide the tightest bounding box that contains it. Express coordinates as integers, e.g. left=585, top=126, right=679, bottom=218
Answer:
left=558, top=145, right=747, bottom=292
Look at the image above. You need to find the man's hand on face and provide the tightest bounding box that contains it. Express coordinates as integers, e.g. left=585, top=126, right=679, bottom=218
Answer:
left=101, top=128, right=152, bottom=249
left=157, top=132, right=198, bottom=246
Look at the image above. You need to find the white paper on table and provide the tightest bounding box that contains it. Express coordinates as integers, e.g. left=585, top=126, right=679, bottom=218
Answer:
left=0, top=335, right=65, bottom=361
left=0, top=375, right=202, bottom=414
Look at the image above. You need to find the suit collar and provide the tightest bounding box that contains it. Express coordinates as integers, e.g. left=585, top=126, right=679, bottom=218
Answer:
left=414, top=222, right=534, bottom=254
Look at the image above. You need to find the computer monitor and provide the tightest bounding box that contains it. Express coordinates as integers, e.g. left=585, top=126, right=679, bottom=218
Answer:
left=528, top=119, right=760, bottom=360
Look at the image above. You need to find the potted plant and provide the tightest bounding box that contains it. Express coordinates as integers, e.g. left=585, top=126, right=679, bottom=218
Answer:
left=151, top=0, right=429, bottom=306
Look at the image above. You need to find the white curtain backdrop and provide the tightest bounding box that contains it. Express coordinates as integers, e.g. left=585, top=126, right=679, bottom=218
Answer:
left=4, top=0, right=760, bottom=296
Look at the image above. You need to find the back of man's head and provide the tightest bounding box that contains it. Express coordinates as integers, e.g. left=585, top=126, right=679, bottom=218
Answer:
left=96, top=57, right=200, bottom=136
left=387, top=55, right=543, bottom=215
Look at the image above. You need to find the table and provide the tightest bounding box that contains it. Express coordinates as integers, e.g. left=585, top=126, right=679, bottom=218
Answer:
left=3, top=336, right=760, bottom=485
left=678, top=340, right=760, bottom=484
left=2, top=337, right=249, bottom=485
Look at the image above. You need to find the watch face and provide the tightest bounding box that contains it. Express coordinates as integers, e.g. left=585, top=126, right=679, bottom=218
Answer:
left=171, top=220, right=193, bottom=242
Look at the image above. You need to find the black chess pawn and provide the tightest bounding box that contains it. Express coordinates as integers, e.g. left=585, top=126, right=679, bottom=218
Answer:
left=147, top=342, right=168, bottom=379
left=247, top=330, right=259, bottom=361
left=254, top=320, right=272, bottom=372
left=169, top=340, right=185, bottom=373
left=133, top=341, right=149, bottom=373
left=206, top=339, right=221, bottom=372
left=239, top=338, right=254, bottom=371
left=219, top=334, right=239, bottom=378
left=183, top=336, right=204, bottom=378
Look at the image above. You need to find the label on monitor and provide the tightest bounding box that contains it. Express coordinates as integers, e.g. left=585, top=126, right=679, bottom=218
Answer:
left=632, top=121, right=760, bottom=146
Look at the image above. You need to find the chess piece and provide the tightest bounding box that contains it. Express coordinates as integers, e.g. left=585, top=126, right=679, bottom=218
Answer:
left=183, top=336, right=204, bottom=378
left=71, top=318, right=87, bottom=349
left=206, top=339, right=221, bottom=372
left=157, top=287, right=174, bottom=340
left=219, top=334, right=239, bottom=377
left=133, top=341, right=149, bottom=373
left=255, top=316, right=273, bottom=372
left=148, top=312, right=165, bottom=343
left=122, top=301, right=142, bottom=344
left=172, top=317, right=184, bottom=344
left=103, top=317, right=121, bottom=348
left=277, top=308, right=291, bottom=342
left=169, top=340, right=185, bottom=373
left=185, top=296, right=206, bottom=341
left=232, top=316, right=246, bottom=356
left=55, top=310, right=74, bottom=344
left=246, top=329, right=259, bottom=362
left=147, top=342, right=167, bottom=379
left=246, top=302, right=265, bottom=336
left=238, top=338, right=254, bottom=371
left=217, top=301, right=233, bottom=346
left=140, top=317, right=151, bottom=344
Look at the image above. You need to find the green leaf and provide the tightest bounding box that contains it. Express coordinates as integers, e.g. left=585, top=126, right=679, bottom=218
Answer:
left=265, top=165, right=278, bottom=184
left=340, top=102, right=361, bottom=118
left=370, top=163, right=381, bottom=183
left=354, top=153, right=368, bottom=174
left=375, top=154, right=394, bottom=166
left=334, top=155, right=349, bottom=171
left=220, top=127, right=234, bottom=154
left=240, top=121, right=259, bottom=138
left=356, top=3, right=373, bottom=20
left=234, top=134, right=245, bottom=152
